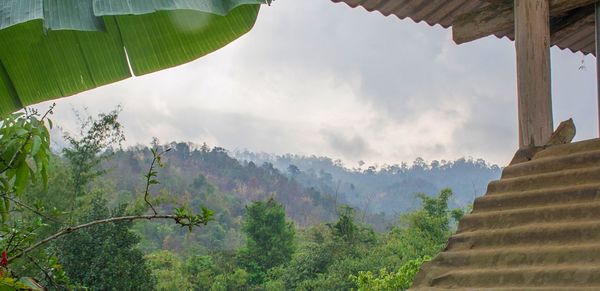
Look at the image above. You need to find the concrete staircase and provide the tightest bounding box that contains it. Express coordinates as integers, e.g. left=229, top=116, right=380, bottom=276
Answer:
left=411, top=138, right=600, bottom=290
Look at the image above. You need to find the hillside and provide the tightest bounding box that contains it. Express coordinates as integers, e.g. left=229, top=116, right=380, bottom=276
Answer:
left=94, top=142, right=344, bottom=253
left=234, top=152, right=502, bottom=214
left=101, top=142, right=500, bottom=229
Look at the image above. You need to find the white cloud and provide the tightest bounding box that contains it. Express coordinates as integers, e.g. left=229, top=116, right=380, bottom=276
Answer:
left=34, top=0, right=599, bottom=167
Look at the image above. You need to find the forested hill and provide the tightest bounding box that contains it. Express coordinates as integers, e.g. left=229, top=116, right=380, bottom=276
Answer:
left=103, top=143, right=341, bottom=228
left=103, top=142, right=500, bottom=228
left=234, top=152, right=502, bottom=214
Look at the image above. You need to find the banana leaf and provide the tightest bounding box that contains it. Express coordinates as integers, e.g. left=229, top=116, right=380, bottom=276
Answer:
left=0, top=0, right=267, bottom=116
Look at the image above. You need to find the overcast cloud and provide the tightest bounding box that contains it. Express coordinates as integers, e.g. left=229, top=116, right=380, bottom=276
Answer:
left=35, top=0, right=598, bottom=166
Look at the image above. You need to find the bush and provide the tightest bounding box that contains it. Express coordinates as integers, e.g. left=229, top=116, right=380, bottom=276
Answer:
left=350, top=256, right=431, bottom=291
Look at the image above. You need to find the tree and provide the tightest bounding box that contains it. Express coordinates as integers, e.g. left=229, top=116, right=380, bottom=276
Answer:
left=350, top=256, right=432, bottom=291
left=271, top=190, right=465, bottom=290
left=287, top=164, right=300, bottom=178
left=62, top=107, right=125, bottom=208
left=145, top=250, right=193, bottom=291
left=211, top=268, right=250, bottom=291
left=328, top=206, right=358, bottom=243
left=238, top=198, right=295, bottom=285
left=352, top=188, right=466, bottom=290
left=0, top=107, right=215, bottom=289
left=275, top=207, right=378, bottom=290
left=55, top=196, right=156, bottom=290
left=392, top=188, right=461, bottom=260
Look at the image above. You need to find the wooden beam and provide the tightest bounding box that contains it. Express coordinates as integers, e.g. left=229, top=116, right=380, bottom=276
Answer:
left=515, top=0, right=553, bottom=147
left=551, top=5, right=595, bottom=43
left=453, top=0, right=597, bottom=45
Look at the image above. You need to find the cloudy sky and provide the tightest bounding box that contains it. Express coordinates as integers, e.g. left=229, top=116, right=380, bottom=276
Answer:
left=36, top=0, right=598, bottom=167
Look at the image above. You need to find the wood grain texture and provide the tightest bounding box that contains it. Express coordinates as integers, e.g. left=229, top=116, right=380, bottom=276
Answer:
left=452, top=0, right=596, bottom=44
left=515, top=0, right=553, bottom=148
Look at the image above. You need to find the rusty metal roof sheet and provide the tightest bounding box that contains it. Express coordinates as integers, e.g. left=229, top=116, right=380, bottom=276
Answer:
left=331, top=0, right=595, bottom=55
left=412, top=138, right=600, bottom=289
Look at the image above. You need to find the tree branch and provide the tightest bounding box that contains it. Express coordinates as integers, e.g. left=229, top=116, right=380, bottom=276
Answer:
left=0, top=192, right=59, bottom=223
left=23, top=254, right=62, bottom=290
left=9, top=214, right=178, bottom=263
left=143, top=148, right=170, bottom=215
left=143, top=156, right=159, bottom=215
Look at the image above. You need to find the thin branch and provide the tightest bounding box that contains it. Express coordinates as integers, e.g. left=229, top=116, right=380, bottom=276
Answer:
left=4, top=230, right=18, bottom=255
left=8, top=226, right=41, bottom=255
left=143, top=148, right=170, bottom=215
left=0, top=192, right=60, bottom=223
left=333, top=179, right=341, bottom=216
left=9, top=214, right=178, bottom=263
left=23, top=253, right=61, bottom=290
left=39, top=103, right=55, bottom=122
left=0, top=134, right=31, bottom=176
left=143, top=155, right=159, bottom=215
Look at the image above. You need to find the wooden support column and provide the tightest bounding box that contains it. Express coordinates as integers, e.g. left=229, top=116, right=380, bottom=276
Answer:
left=515, top=0, right=553, bottom=148
left=596, top=1, right=600, bottom=136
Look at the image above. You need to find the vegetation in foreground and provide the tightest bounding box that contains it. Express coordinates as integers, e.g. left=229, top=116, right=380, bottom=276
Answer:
left=0, top=107, right=474, bottom=290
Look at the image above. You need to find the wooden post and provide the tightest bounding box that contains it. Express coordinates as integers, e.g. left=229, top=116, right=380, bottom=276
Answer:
left=515, top=0, right=553, bottom=148
left=596, top=1, right=600, bottom=136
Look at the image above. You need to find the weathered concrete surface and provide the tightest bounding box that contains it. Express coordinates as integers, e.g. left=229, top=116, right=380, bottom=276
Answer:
left=411, top=138, right=600, bottom=290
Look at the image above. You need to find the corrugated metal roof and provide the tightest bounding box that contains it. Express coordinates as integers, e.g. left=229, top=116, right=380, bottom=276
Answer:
left=331, top=0, right=595, bottom=55
left=411, top=138, right=600, bottom=289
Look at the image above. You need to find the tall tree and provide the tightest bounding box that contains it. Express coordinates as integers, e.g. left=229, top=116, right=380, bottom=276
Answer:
left=55, top=196, right=156, bottom=290
left=394, top=188, right=463, bottom=260
left=238, top=198, right=295, bottom=284
left=62, top=107, right=125, bottom=201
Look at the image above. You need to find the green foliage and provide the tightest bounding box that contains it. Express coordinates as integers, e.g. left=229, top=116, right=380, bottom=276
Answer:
left=56, top=196, right=156, bottom=290
left=238, top=198, right=295, bottom=285
left=0, top=108, right=52, bottom=222
left=0, top=277, right=34, bottom=290
left=0, top=107, right=478, bottom=290
left=146, top=250, right=193, bottom=291
left=62, top=107, right=125, bottom=201
left=184, top=254, right=217, bottom=290
left=350, top=256, right=431, bottom=291
left=274, top=209, right=377, bottom=290
left=328, top=206, right=358, bottom=242
left=0, top=108, right=225, bottom=289
left=0, top=106, right=76, bottom=289
left=265, top=189, right=465, bottom=290
left=211, top=268, right=250, bottom=291
left=391, top=188, right=461, bottom=261
left=262, top=279, right=285, bottom=291
left=174, top=206, right=215, bottom=232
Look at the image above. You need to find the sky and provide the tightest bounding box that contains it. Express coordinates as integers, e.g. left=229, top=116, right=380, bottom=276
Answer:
left=36, top=0, right=598, bottom=167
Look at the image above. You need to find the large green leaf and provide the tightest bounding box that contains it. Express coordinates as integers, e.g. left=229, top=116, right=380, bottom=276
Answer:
left=0, top=0, right=265, bottom=116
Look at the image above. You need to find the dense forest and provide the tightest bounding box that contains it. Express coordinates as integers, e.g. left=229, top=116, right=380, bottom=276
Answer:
left=0, top=108, right=500, bottom=290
